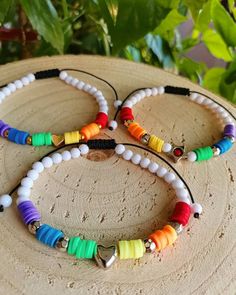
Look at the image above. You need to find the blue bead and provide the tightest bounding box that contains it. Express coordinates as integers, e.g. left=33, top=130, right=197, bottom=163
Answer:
left=8, top=128, right=29, bottom=145
left=36, top=224, right=63, bottom=248
left=213, top=138, right=233, bottom=155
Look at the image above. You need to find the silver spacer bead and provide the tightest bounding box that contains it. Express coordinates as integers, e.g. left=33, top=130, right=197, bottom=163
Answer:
left=141, top=133, right=151, bottom=145
left=224, top=136, right=235, bottom=143
left=94, top=245, right=117, bottom=269
left=55, top=236, right=69, bottom=252
left=211, top=146, right=220, bottom=157
left=168, top=222, right=184, bottom=235
left=144, top=238, right=156, bottom=253
left=28, top=221, right=41, bottom=235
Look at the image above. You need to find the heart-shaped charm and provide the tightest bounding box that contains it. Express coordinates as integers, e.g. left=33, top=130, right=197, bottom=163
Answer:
left=95, top=245, right=117, bottom=269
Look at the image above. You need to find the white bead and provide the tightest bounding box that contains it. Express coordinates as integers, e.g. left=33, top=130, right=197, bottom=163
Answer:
left=62, top=150, right=71, bottom=161
left=27, top=73, right=35, bottom=82
left=108, top=120, right=118, bottom=131
left=16, top=196, right=30, bottom=205
left=172, top=179, right=184, bottom=189
left=76, top=80, right=85, bottom=89
left=151, top=87, right=158, bottom=96
left=65, top=76, right=73, bottom=84
left=164, top=172, right=176, bottom=183
left=162, top=143, right=172, bottom=153
left=96, top=96, right=106, bottom=104
left=187, top=151, right=197, bottom=162
left=94, top=90, right=103, bottom=98
left=223, top=117, right=233, bottom=124
left=177, top=198, right=191, bottom=205
left=114, top=100, right=122, bottom=109
left=122, top=150, right=133, bottom=160
left=209, top=102, right=218, bottom=110
left=59, top=71, right=68, bottom=80
left=158, top=86, right=165, bottom=95
left=8, top=83, right=16, bottom=92
left=70, top=148, right=81, bottom=158
left=145, top=88, right=152, bottom=97
left=195, top=95, right=205, bottom=104
left=139, top=90, right=146, bottom=99
left=27, top=169, right=39, bottom=181
left=21, top=76, right=30, bottom=86
left=115, top=144, right=125, bottom=155
left=41, top=156, right=53, bottom=168
left=135, top=93, right=142, bottom=102
left=2, top=87, right=11, bottom=96
left=0, top=92, right=5, bottom=101
left=148, top=162, right=159, bottom=173
left=71, top=78, right=79, bottom=87
left=216, top=106, right=224, bottom=113
left=99, top=100, right=108, bottom=107
left=156, top=167, right=167, bottom=177
left=140, top=157, right=151, bottom=168
left=202, top=98, right=212, bottom=106
left=123, top=101, right=133, bottom=108
left=21, top=177, right=33, bottom=188
left=0, top=194, right=12, bottom=208
left=32, top=162, right=44, bottom=173
left=130, top=96, right=138, bottom=105
left=88, top=86, right=97, bottom=95
left=176, top=188, right=189, bottom=199
left=131, top=153, right=142, bottom=165
left=99, top=106, right=108, bottom=114
left=191, top=203, right=203, bottom=214
left=14, top=80, right=23, bottom=89
left=83, top=83, right=92, bottom=92
left=79, top=144, right=89, bottom=155
left=17, top=186, right=31, bottom=198
left=219, top=111, right=228, bottom=119
left=189, top=93, right=198, bottom=101
left=51, top=153, right=63, bottom=164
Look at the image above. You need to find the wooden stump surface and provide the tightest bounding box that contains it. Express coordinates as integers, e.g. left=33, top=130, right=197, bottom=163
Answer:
left=0, top=55, right=235, bottom=295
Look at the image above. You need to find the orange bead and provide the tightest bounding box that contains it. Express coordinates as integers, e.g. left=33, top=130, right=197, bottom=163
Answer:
left=80, top=123, right=100, bottom=141
left=149, top=225, right=177, bottom=251
left=128, top=122, right=146, bottom=141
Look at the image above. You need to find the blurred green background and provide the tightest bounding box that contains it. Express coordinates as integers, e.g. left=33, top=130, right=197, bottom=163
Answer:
left=1, top=0, right=236, bottom=103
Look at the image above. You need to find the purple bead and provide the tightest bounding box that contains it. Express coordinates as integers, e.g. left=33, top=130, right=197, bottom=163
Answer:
left=0, top=120, right=11, bottom=137
left=17, top=200, right=41, bottom=225
left=224, top=124, right=236, bottom=138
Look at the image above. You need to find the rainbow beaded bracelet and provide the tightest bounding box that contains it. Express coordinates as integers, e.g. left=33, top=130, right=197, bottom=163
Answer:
left=0, top=69, right=110, bottom=147
left=109, top=86, right=236, bottom=163
left=0, top=140, right=202, bottom=269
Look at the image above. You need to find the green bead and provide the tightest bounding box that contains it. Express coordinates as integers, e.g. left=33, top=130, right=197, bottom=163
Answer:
left=32, top=132, right=52, bottom=146
left=68, top=237, right=97, bottom=259
left=194, top=146, right=213, bottom=162
left=85, top=240, right=97, bottom=258
left=68, top=237, right=81, bottom=255
left=76, top=239, right=86, bottom=259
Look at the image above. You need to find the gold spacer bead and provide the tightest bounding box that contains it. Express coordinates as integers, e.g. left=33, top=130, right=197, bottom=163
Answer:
left=51, top=134, right=65, bottom=147
left=3, top=129, right=9, bottom=138
left=27, top=136, right=32, bottom=145
left=124, top=120, right=134, bottom=127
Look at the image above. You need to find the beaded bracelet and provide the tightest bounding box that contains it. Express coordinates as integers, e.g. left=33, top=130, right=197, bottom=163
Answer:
left=0, top=140, right=202, bottom=269
left=109, top=86, right=236, bottom=163
left=0, top=69, right=112, bottom=147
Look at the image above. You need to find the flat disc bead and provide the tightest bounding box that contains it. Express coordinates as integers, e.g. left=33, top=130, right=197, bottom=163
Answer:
left=140, top=158, right=151, bottom=168
left=51, top=153, right=63, bottom=164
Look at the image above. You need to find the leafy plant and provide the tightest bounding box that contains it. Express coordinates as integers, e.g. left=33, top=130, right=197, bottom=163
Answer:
left=0, top=0, right=236, bottom=103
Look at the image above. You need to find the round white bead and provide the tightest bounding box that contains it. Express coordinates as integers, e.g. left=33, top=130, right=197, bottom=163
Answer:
left=41, top=156, right=53, bottom=168
left=219, top=111, right=228, bottom=119
left=135, top=93, right=142, bottom=102
left=148, top=162, right=159, bottom=173
left=140, top=158, right=151, bottom=168
left=145, top=88, right=152, bottom=97
left=21, top=76, right=30, bottom=86
left=123, top=101, right=133, bottom=108
left=187, top=151, right=197, bottom=162
left=139, top=90, right=146, bottom=99
left=151, top=87, right=158, bottom=96
left=131, top=153, right=142, bottom=165
left=99, top=100, right=108, bottom=107
left=14, top=80, right=23, bottom=89
left=191, top=203, right=203, bottom=214
left=71, top=78, right=79, bottom=87
left=122, top=150, right=133, bottom=160
left=32, top=162, right=44, bottom=173
left=158, top=86, right=165, bottom=95
left=83, top=83, right=92, bottom=92
left=202, top=98, right=212, bottom=106
left=156, top=167, right=167, bottom=177
left=164, top=172, right=176, bottom=183
left=59, top=71, right=68, bottom=80
left=0, top=92, right=5, bottom=101
left=65, top=76, right=73, bottom=84
left=76, top=81, right=85, bottom=89
left=189, top=93, right=198, bottom=101
left=99, top=106, right=109, bottom=114
left=172, top=179, right=184, bottom=189
left=0, top=194, right=12, bottom=208
left=108, top=120, right=118, bottom=131
left=79, top=144, right=89, bottom=155
left=130, top=96, right=138, bottom=105
left=195, top=95, right=205, bottom=104
left=223, top=117, right=233, bottom=124
left=16, top=196, right=30, bottom=205
left=115, top=144, right=125, bottom=155
left=70, top=148, right=81, bottom=158
left=27, top=169, right=39, bottom=181
left=96, top=96, right=105, bottom=104
left=62, top=150, right=71, bottom=161
left=51, top=153, right=63, bottom=164
left=27, top=73, right=35, bottom=82
left=21, top=177, right=34, bottom=188
left=114, top=100, right=122, bottom=109
left=176, top=188, right=189, bottom=199
left=94, top=90, right=103, bottom=98
left=177, top=198, right=191, bottom=205
left=162, top=143, right=172, bottom=153
left=8, top=83, right=16, bottom=92
left=2, top=87, right=11, bottom=96
left=17, top=186, right=31, bottom=198
left=88, top=86, right=97, bottom=95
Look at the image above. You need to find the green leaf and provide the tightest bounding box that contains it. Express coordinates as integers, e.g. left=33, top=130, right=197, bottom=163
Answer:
left=153, top=9, right=187, bottom=40
left=211, top=0, right=236, bottom=47
left=20, top=0, right=64, bottom=54
left=98, top=0, right=178, bottom=53
left=177, top=57, right=207, bottom=82
left=183, top=0, right=209, bottom=21
left=203, top=67, right=225, bottom=94
left=195, top=0, right=212, bottom=32
left=219, top=59, right=236, bottom=103
left=103, top=0, right=118, bottom=25
left=202, top=29, right=233, bottom=62
left=0, top=0, right=14, bottom=23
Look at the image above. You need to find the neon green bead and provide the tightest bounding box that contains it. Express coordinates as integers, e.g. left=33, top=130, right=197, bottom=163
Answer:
left=67, top=237, right=97, bottom=259
left=68, top=237, right=81, bottom=255
left=32, top=132, right=52, bottom=146
left=118, top=239, right=145, bottom=259
left=193, top=146, right=213, bottom=162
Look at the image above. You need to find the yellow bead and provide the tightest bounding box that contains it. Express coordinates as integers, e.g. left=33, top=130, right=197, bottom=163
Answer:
left=148, top=134, right=164, bottom=153
left=64, top=131, right=82, bottom=145
left=118, top=239, right=145, bottom=260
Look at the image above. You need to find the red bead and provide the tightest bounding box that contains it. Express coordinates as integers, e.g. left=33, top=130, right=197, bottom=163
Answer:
left=173, top=147, right=184, bottom=157
left=94, top=112, right=108, bottom=129
left=120, top=107, right=134, bottom=122
left=170, top=201, right=191, bottom=226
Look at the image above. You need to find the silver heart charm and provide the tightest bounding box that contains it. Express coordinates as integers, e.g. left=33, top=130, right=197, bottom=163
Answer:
left=95, top=245, right=117, bottom=269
